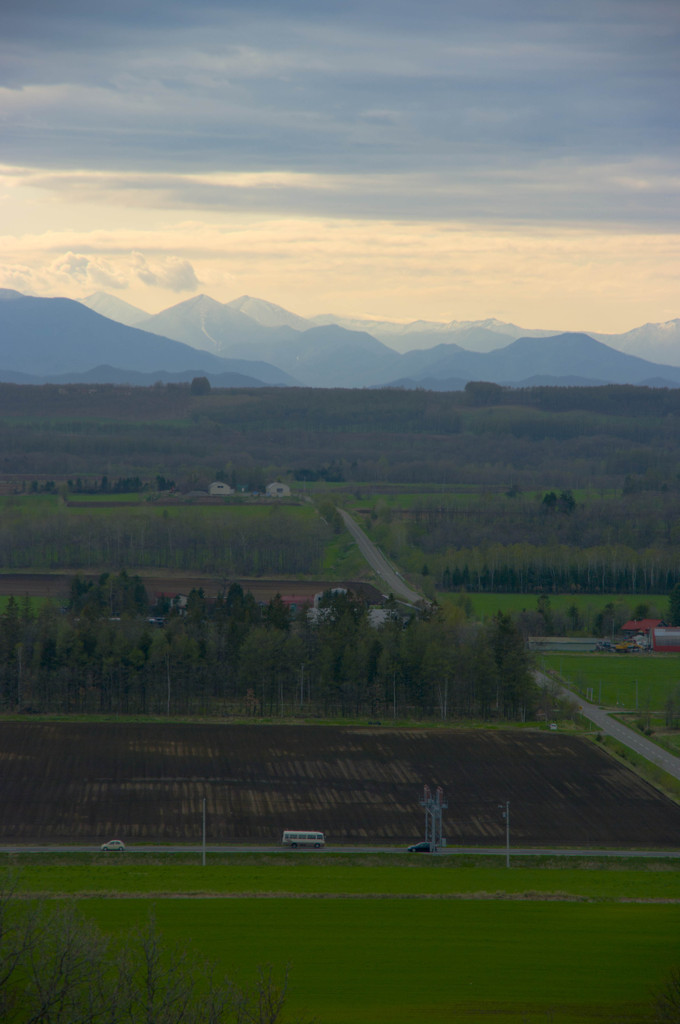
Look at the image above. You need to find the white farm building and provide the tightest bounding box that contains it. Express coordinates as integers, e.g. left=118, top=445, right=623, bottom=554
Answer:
left=265, top=482, right=291, bottom=498
left=209, top=481, right=234, bottom=496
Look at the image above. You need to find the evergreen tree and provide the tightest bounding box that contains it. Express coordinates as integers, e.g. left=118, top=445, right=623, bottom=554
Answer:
left=668, top=584, right=680, bottom=626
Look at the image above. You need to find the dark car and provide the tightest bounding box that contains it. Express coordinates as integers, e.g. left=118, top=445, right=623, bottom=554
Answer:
left=407, top=841, right=431, bottom=852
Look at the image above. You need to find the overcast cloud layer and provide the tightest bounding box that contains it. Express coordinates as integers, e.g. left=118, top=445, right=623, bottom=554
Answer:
left=1, top=0, right=678, bottom=329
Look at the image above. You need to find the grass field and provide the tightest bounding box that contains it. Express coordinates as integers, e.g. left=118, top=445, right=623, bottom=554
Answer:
left=11, top=858, right=680, bottom=1023
left=9, top=856, right=680, bottom=900
left=77, top=899, right=680, bottom=1023
left=66, top=492, right=146, bottom=503
left=321, top=532, right=368, bottom=577
left=0, top=595, right=49, bottom=612
left=0, top=494, right=60, bottom=512
left=341, top=486, right=618, bottom=512
left=542, top=652, right=680, bottom=708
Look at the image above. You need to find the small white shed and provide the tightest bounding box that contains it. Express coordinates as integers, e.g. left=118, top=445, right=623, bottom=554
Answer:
left=209, top=481, right=234, bottom=496
left=265, top=482, right=291, bottom=498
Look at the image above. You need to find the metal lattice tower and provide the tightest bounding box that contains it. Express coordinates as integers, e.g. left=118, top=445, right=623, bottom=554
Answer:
left=420, top=785, right=447, bottom=852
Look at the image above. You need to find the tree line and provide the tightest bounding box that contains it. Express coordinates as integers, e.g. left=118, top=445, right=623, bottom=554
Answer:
left=366, top=489, right=680, bottom=596
left=0, top=577, right=537, bottom=721
left=437, top=550, right=680, bottom=595
left=0, top=506, right=327, bottom=574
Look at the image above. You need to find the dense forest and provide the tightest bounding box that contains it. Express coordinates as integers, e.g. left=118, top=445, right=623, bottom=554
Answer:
left=0, top=577, right=538, bottom=721
left=2, top=381, right=680, bottom=491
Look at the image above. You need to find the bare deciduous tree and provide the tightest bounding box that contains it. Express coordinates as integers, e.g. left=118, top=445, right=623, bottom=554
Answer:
left=653, top=967, right=680, bottom=1022
left=0, top=890, right=310, bottom=1024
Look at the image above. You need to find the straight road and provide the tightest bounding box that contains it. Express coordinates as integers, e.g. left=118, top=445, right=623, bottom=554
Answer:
left=2, top=844, right=679, bottom=857
left=336, top=508, right=424, bottom=606
left=574, top=697, right=680, bottom=780
left=538, top=671, right=680, bottom=782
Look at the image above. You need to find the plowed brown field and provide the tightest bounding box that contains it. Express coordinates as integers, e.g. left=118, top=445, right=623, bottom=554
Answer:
left=0, top=723, right=678, bottom=847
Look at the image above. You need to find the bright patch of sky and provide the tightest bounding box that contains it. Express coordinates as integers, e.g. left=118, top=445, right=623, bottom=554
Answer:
left=0, top=0, right=678, bottom=331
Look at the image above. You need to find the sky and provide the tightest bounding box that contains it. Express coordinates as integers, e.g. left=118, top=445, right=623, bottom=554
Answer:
left=1, top=0, right=678, bottom=332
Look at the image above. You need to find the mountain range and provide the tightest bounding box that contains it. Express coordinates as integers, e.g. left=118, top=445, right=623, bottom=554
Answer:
left=1, top=287, right=679, bottom=390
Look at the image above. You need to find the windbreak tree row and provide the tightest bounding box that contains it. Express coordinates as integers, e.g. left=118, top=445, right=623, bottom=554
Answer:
left=0, top=587, right=537, bottom=722
left=0, top=508, right=327, bottom=574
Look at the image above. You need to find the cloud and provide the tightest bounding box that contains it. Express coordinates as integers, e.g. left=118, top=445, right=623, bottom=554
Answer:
left=3, top=160, right=678, bottom=227
left=1, top=215, right=678, bottom=332
left=0, top=0, right=677, bottom=181
left=0, top=248, right=200, bottom=298
left=0, top=0, right=678, bottom=330
left=130, top=252, right=200, bottom=291
left=50, top=252, right=128, bottom=289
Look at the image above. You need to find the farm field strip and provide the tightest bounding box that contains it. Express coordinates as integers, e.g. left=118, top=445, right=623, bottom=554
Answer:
left=10, top=862, right=680, bottom=902
left=2, top=723, right=680, bottom=848
left=76, top=897, right=680, bottom=1024
left=542, top=651, right=680, bottom=708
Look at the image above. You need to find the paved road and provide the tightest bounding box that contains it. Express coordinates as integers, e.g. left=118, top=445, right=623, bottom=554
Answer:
left=2, top=844, right=679, bottom=858
left=538, top=672, right=680, bottom=781
left=336, top=508, right=424, bottom=605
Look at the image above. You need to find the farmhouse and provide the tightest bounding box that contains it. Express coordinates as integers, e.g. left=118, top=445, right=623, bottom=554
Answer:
left=208, top=481, right=234, bottom=496
left=265, top=482, right=291, bottom=497
left=621, top=618, right=662, bottom=637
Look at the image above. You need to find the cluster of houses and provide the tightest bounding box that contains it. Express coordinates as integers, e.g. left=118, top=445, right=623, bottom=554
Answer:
left=277, top=588, right=394, bottom=628
left=207, top=481, right=291, bottom=498
left=620, top=618, right=680, bottom=653
left=530, top=618, right=680, bottom=654
left=152, top=584, right=395, bottom=630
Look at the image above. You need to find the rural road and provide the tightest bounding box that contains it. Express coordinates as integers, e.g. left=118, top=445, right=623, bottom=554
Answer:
left=573, top=697, right=680, bottom=781
left=336, top=508, right=424, bottom=606
left=336, top=513, right=680, bottom=781
left=538, top=672, right=680, bottom=781
left=2, top=845, right=680, bottom=858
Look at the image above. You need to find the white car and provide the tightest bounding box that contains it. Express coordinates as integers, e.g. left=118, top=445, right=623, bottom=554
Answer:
left=100, top=839, right=125, bottom=852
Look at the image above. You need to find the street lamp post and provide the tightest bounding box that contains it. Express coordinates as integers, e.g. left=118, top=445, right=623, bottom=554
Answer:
left=499, top=801, right=510, bottom=868
left=202, top=797, right=206, bottom=867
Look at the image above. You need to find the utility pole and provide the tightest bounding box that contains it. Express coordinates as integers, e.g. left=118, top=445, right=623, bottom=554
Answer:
left=499, top=801, right=510, bottom=868
left=202, top=797, right=206, bottom=866
left=420, top=785, right=447, bottom=853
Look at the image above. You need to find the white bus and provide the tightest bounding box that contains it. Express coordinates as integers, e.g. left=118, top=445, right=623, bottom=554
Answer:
left=281, top=830, right=325, bottom=849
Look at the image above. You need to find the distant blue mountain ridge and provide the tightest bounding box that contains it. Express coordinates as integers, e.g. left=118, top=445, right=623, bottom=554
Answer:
left=1, top=288, right=680, bottom=389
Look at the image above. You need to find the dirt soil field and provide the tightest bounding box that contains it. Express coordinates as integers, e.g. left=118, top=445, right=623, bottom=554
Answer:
left=0, top=723, right=678, bottom=847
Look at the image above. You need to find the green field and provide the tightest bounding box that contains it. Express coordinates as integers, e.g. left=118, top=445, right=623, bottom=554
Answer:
left=344, top=486, right=491, bottom=511
left=0, top=595, right=49, bottom=612
left=0, top=494, right=60, bottom=512
left=79, top=898, right=676, bottom=1023
left=321, top=533, right=368, bottom=577
left=66, top=491, right=145, bottom=501
left=8, top=857, right=680, bottom=1023
left=10, top=857, right=680, bottom=901
left=542, top=652, right=680, bottom=709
